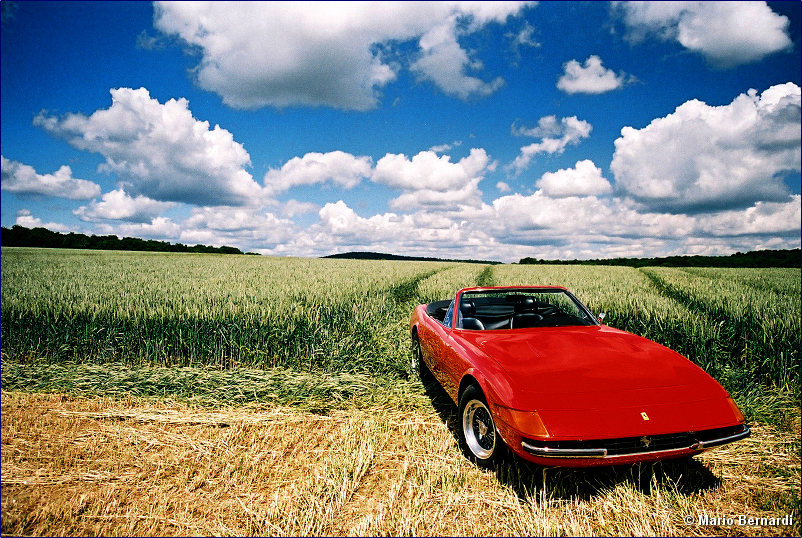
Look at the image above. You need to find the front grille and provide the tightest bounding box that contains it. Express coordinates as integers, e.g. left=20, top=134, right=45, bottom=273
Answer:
left=522, top=424, right=746, bottom=456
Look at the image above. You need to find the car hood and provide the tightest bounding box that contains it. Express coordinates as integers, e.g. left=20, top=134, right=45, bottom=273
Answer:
left=458, top=325, right=734, bottom=437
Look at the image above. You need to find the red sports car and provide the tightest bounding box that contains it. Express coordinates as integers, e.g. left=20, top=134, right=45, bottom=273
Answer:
left=409, top=286, right=750, bottom=467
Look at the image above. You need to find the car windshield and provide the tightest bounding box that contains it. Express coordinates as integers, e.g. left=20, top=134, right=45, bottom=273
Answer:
left=457, top=288, right=596, bottom=330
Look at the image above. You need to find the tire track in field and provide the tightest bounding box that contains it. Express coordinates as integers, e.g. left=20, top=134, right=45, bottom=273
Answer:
left=387, top=268, right=445, bottom=305
left=639, top=266, right=762, bottom=361
left=476, top=265, right=495, bottom=287
left=639, top=268, right=799, bottom=388
left=634, top=266, right=751, bottom=393
left=371, top=265, right=455, bottom=378
left=638, top=267, right=711, bottom=318
left=386, top=263, right=492, bottom=378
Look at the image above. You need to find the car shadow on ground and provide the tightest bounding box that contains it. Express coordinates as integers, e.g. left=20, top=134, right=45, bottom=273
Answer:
left=419, top=370, right=721, bottom=502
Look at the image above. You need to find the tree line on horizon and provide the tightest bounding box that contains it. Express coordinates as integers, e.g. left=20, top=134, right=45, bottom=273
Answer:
left=2, top=224, right=799, bottom=267
left=0, top=225, right=245, bottom=255
left=519, top=249, right=801, bottom=268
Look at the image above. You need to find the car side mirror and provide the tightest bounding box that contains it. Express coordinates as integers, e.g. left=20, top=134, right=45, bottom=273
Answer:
left=597, top=312, right=606, bottom=323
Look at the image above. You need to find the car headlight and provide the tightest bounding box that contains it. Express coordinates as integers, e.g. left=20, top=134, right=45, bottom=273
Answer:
left=726, top=396, right=745, bottom=423
left=494, top=405, right=549, bottom=437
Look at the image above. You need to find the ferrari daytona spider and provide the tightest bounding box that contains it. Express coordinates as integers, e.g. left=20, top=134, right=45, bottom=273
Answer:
left=409, top=286, right=750, bottom=467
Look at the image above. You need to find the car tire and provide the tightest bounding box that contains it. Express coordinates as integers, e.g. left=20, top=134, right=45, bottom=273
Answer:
left=410, top=332, right=425, bottom=377
left=458, top=384, right=504, bottom=467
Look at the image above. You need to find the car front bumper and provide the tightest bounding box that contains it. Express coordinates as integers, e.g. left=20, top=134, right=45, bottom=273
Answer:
left=515, top=423, right=750, bottom=466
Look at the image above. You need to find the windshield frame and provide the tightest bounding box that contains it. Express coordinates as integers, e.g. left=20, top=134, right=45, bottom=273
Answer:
left=453, top=286, right=599, bottom=330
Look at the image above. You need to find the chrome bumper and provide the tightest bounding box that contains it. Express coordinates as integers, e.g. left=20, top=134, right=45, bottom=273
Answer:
left=695, top=425, right=751, bottom=449
left=521, top=425, right=751, bottom=459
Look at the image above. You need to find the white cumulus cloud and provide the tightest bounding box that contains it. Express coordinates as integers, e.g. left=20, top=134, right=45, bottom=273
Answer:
left=177, top=206, right=296, bottom=251
left=615, top=1, right=792, bottom=68
left=14, top=209, right=72, bottom=233
left=509, top=21, right=539, bottom=51
left=1, top=156, right=100, bottom=200
left=536, top=160, right=612, bottom=198
left=184, top=206, right=292, bottom=234
left=317, top=200, right=402, bottom=243
left=411, top=15, right=504, bottom=99
left=279, top=199, right=320, bottom=218
left=153, top=1, right=531, bottom=110
left=508, top=116, right=592, bottom=174
left=286, top=199, right=493, bottom=258
left=94, top=217, right=182, bottom=241
left=34, top=87, right=263, bottom=207
left=263, top=151, right=372, bottom=195
left=611, top=83, right=801, bottom=212
left=429, top=140, right=462, bottom=153
left=696, top=196, right=801, bottom=238
left=372, top=148, right=492, bottom=210
left=557, top=55, right=629, bottom=94
left=490, top=192, right=695, bottom=244
left=74, top=189, right=175, bottom=223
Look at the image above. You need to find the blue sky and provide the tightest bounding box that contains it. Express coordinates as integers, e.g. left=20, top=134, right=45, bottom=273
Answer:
left=2, top=1, right=800, bottom=262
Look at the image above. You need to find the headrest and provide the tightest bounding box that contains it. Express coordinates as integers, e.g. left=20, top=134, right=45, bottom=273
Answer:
left=459, top=299, right=476, bottom=317
left=514, top=297, right=535, bottom=313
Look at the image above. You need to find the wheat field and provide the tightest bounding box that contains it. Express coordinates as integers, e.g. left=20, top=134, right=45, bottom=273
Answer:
left=1, top=247, right=799, bottom=536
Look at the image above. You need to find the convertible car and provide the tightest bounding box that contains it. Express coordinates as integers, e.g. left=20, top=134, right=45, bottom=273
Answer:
left=409, top=286, right=750, bottom=467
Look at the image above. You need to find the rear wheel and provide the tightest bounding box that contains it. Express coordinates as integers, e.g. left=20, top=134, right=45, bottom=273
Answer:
left=459, top=385, right=504, bottom=466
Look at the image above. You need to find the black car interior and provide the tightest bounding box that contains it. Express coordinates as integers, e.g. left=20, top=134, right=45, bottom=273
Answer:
left=425, top=300, right=451, bottom=322
left=426, top=293, right=594, bottom=330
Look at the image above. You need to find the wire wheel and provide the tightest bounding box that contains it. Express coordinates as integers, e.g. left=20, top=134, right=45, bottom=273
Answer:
left=462, top=398, right=496, bottom=460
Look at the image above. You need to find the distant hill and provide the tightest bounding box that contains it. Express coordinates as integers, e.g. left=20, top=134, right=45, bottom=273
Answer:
left=1, top=225, right=246, bottom=255
left=519, top=249, right=801, bottom=268
left=323, top=251, right=502, bottom=264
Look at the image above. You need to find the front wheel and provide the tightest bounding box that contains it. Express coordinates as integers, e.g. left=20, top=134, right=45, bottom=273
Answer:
left=458, top=385, right=504, bottom=466
left=410, top=332, right=425, bottom=377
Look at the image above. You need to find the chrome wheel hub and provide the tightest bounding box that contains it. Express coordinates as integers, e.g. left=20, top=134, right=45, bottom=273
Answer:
left=463, top=399, right=495, bottom=459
